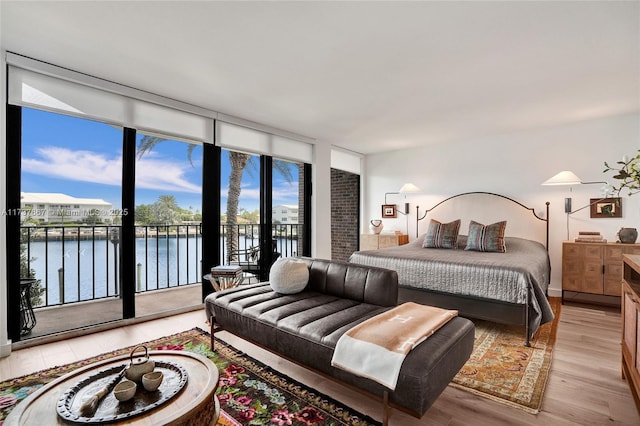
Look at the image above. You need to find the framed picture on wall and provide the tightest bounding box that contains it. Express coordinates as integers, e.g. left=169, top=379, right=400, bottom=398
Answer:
left=590, top=197, right=622, bottom=218
left=382, top=204, right=397, bottom=218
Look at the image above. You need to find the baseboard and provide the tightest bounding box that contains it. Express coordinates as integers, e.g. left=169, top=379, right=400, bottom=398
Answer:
left=0, top=339, right=12, bottom=358
left=548, top=288, right=562, bottom=297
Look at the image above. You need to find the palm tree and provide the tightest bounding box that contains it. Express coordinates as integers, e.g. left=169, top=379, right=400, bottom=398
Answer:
left=150, top=195, right=181, bottom=228
left=225, top=151, right=250, bottom=261
left=137, top=135, right=294, bottom=264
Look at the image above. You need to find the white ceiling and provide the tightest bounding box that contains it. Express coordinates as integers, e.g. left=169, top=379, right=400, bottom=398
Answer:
left=1, top=1, right=638, bottom=154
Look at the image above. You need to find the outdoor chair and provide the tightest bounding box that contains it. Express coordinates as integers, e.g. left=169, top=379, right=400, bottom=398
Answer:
left=228, top=244, right=280, bottom=277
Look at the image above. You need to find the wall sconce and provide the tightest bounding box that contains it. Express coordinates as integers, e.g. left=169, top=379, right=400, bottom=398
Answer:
left=542, top=170, right=608, bottom=212
left=541, top=171, right=582, bottom=213
left=384, top=183, right=422, bottom=233
left=385, top=183, right=422, bottom=214
left=542, top=170, right=609, bottom=239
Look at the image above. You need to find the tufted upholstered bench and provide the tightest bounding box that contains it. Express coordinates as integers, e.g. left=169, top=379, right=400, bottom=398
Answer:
left=205, top=258, right=474, bottom=424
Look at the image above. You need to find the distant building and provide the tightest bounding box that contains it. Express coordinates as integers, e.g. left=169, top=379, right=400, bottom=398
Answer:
left=272, top=204, right=298, bottom=224
left=21, top=192, right=114, bottom=223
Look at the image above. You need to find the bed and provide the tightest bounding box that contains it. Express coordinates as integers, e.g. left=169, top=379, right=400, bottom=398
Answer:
left=349, top=192, right=554, bottom=346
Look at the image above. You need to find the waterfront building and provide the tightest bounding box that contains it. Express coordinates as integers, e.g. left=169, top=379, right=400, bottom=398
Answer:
left=272, top=204, right=298, bottom=224
left=20, top=192, right=115, bottom=224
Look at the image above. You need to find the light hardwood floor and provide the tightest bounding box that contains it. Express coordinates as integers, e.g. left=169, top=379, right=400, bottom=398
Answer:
left=1, top=302, right=638, bottom=425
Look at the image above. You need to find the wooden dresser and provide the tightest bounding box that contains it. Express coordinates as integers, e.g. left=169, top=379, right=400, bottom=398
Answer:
left=621, top=254, right=640, bottom=414
left=360, top=233, right=409, bottom=250
left=562, top=241, right=640, bottom=301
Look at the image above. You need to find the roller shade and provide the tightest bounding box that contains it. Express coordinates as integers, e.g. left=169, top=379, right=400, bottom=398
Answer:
left=331, top=148, right=362, bottom=175
left=217, top=121, right=313, bottom=164
left=8, top=62, right=214, bottom=144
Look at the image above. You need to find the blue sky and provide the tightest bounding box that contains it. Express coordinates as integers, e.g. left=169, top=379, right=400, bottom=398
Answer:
left=21, top=108, right=299, bottom=212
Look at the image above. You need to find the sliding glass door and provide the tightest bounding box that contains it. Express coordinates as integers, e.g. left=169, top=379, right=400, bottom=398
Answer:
left=214, top=148, right=311, bottom=284
left=134, top=133, right=204, bottom=316
left=218, top=149, right=262, bottom=281
left=14, top=107, right=124, bottom=338
left=8, top=109, right=209, bottom=341
left=272, top=158, right=306, bottom=260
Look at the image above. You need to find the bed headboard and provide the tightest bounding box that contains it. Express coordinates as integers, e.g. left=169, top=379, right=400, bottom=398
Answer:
left=416, top=192, right=550, bottom=249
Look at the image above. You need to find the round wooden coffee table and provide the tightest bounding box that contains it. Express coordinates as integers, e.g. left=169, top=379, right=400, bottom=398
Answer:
left=5, top=350, right=219, bottom=426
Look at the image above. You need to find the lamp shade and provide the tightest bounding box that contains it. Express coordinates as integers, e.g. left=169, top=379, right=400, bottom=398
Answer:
left=399, top=183, right=421, bottom=193
left=541, top=171, right=583, bottom=186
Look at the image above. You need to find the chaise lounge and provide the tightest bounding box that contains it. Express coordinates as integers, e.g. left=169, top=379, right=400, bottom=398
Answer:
left=205, top=258, right=475, bottom=424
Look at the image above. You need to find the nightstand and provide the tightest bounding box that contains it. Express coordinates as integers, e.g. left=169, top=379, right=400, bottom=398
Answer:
left=360, top=233, right=409, bottom=250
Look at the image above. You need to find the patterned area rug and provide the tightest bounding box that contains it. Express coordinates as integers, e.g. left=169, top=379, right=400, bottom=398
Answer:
left=0, top=328, right=379, bottom=426
left=451, top=297, right=562, bottom=414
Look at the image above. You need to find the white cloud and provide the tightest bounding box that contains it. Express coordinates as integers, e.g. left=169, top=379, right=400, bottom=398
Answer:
left=220, top=183, right=296, bottom=203
left=23, top=146, right=299, bottom=202
left=273, top=182, right=299, bottom=204
left=221, top=186, right=260, bottom=200
left=23, top=146, right=201, bottom=193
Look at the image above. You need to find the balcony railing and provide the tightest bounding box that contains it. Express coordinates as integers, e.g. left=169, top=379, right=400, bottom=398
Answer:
left=21, top=223, right=302, bottom=308
left=219, top=223, right=303, bottom=262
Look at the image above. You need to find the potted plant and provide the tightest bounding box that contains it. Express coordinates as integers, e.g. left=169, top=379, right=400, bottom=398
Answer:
left=604, top=150, right=640, bottom=196
left=604, top=151, right=640, bottom=243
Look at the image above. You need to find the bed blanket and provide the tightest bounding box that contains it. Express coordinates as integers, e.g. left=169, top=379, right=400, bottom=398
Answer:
left=349, top=236, right=554, bottom=338
left=331, top=302, right=457, bottom=390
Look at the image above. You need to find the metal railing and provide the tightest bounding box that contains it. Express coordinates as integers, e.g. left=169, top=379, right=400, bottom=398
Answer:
left=21, top=224, right=202, bottom=308
left=219, top=223, right=303, bottom=263
left=21, top=223, right=303, bottom=308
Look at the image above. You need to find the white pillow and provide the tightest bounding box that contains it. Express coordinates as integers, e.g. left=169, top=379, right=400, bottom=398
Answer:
left=269, top=257, right=309, bottom=294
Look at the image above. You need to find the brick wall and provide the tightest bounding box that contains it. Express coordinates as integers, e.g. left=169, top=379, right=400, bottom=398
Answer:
left=331, top=168, right=360, bottom=261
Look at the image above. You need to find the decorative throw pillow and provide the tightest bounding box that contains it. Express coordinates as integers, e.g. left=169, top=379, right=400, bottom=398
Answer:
left=269, top=257, right=309, bottom=294
left=465, top=220, right=507, bottom=253
left=423, top=219, right=461, bottom=249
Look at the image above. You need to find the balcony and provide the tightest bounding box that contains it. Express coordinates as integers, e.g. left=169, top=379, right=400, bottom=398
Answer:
left=21, top=284, right=203, bottom=342
left=19, top=223, right=302, bottom=341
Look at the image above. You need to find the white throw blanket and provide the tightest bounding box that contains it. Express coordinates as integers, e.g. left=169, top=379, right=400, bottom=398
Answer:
left=331, top=302, right=457, bottom=390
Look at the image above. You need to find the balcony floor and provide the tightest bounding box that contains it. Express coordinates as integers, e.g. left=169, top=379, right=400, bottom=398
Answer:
left=19, top=284, right=205, bottom=347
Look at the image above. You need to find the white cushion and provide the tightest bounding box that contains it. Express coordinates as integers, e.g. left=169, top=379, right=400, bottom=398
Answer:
left=269, top=257, right=309, bottom=294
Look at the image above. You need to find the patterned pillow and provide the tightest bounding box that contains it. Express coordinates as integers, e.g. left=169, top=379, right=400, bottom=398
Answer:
left=423, top=219, right=461, bottom=249
left=465, top=220, right=507, bottom=253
